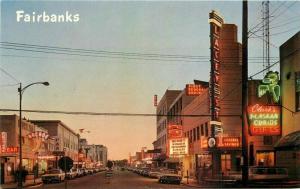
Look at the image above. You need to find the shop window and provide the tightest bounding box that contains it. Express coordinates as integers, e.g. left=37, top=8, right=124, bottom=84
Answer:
left=256, top=151, right=274, bottom=166
left=221, top=154, right=231, bottom=174
left=296, top=71, right=300, bottom=112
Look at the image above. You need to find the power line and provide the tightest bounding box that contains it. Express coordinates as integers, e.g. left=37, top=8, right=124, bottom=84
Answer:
left=1, top=54, right=275, bottom=65
left=0, top=109, right=241, bottom=117
left=0, top=67, right=20, bottom=83
left=0, top=41, right=207, bottom=60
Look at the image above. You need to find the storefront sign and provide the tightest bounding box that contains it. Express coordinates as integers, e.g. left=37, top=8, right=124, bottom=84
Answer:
left=248, top=104, right=281, bottom=135
left=168, top=124, right=183, bottom=139
left=209, top=11, right=223, bottom=137
left=258, top=71, right=280, bottom=103
left=27, top=131, right=49, bottom=141
left=169, top=138, right=188, bottom=156
left=0, top=132, right=7, bottom=150
left=218, top=137, right=240, bottom=148
left=1, top=146, right=18, bottom=154
left=201, top=138, right=208, bottom=148
left=186, top=84, right=206, bottom=96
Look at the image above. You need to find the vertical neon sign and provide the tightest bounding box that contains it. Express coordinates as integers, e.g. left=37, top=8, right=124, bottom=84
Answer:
left=209, top=11, right=223, bottom=136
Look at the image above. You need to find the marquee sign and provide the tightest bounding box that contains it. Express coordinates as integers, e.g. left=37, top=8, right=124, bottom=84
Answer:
left=209, top=10, right=223, bottom=137
left=169, top=138, right=188, bottom=156
left=258, top=71, right=280, bottom=103
left=248, top=104, right=281, bottom=135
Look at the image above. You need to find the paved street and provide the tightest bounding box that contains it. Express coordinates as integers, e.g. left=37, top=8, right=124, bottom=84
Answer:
left=30, top=170, right=190, bottom=189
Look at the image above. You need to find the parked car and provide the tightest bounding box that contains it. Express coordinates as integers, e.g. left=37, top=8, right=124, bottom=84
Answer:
left=87, top=168, right=94, bottom=175
left=76, top=169, right=84, bottom=177
left=66, top=168, right=77, bottom=179
left=149, top=170, right=161, bottom=179
left=158, top=174, right=182, bottom=185
left=42, top=169, right=65, bottom=183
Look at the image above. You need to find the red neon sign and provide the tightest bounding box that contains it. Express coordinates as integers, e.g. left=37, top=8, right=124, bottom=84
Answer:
left=0, top=146, right=18, bottom=153
left=248, top=104, right=281, bottom=136
left=168, top=125, right=183, bottom=139
left=186, top=84, right=206, bottom=96
left=218, top=137, right=240, bottom=148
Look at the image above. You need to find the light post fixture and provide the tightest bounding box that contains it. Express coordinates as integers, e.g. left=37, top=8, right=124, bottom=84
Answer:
left=18, top=82, right=49, bottom=189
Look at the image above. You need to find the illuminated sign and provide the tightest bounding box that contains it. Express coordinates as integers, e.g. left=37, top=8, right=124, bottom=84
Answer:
left=186, top=84, right=206, bottom=96
left=248, top=104, right=281, bottom=135
left=27, top=131, right=49, bottom=141
left=169, top=138, right=188, bottom=156
left=168, top=125, right=183, bottom=139
left=209, top=11, right=223, bottom=137
left=1, top=147, right=18, bottom=154
left=0, top=132, right=7, bottom=150
left=201, top=138, right=208, bottom=148
left=258, top=71, right=280, bottom=103
left=218, top=137, right=240, bottom=148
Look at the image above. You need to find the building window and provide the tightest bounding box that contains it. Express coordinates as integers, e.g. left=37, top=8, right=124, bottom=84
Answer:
left=263, top=136, right=273, bottom=145
left=190, top=130, right=192, bottom=141
left=205, top=122, right=208, bottom=137
left=193, top=128, right=196, bottom=142
left=196, top=126, right=200, bottom=140
left=296, top=71, right=300, bottom=112
left=200, top=124, right=204, bottom=136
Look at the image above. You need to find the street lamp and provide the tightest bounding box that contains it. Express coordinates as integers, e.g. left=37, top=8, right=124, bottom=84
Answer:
left=18, top=82, right=49, bottom=189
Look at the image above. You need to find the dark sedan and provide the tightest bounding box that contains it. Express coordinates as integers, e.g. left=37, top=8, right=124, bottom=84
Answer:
left=158, top=174, right=182, bottom=185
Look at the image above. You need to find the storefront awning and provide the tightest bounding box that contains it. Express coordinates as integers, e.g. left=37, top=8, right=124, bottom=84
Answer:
left=274, top=130, right=300, bottom=151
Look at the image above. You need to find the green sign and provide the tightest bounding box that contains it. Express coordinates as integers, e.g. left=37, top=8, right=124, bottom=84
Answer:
left=258, top=71, right=280, bottom=103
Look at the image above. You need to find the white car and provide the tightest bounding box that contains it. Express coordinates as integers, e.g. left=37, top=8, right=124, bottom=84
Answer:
left=149, top=170, right=162, bottom=179
left=42, top=169, right=65, bottom=183
left=66, top=168, right=77, bottom=179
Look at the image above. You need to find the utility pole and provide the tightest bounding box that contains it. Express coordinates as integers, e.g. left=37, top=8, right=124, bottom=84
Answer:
left=242, top=0, right=249, bottom=186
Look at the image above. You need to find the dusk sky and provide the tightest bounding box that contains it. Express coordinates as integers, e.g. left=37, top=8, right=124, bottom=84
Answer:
left=1, top=1, right=299, bottom=160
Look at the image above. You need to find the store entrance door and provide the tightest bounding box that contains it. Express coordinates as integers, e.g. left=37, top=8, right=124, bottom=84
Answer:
left=0, top=163, right=4, bottom=184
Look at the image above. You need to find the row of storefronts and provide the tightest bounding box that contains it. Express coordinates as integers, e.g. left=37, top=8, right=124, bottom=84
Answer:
left=0, top=115, right=79, bottom=184
left=153, top=11, right=300, bottom=180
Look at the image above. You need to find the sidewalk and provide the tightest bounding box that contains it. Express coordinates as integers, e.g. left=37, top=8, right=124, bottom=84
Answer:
left=1, top=178, right=43, bottom=189
left=182, top=177, right=300, bottom=188
left=181, top=177, right=202, bottom=188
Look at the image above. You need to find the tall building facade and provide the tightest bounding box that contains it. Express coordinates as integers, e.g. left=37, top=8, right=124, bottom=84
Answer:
left=31, top=120, right=79, bottom=162
left=153, top=90, right=181, bottom=154
left=275, top=31, right=300, bottom=178
left=0, top=115, right=54, bottom=184
left=180, top=11, right=243, bottom=178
